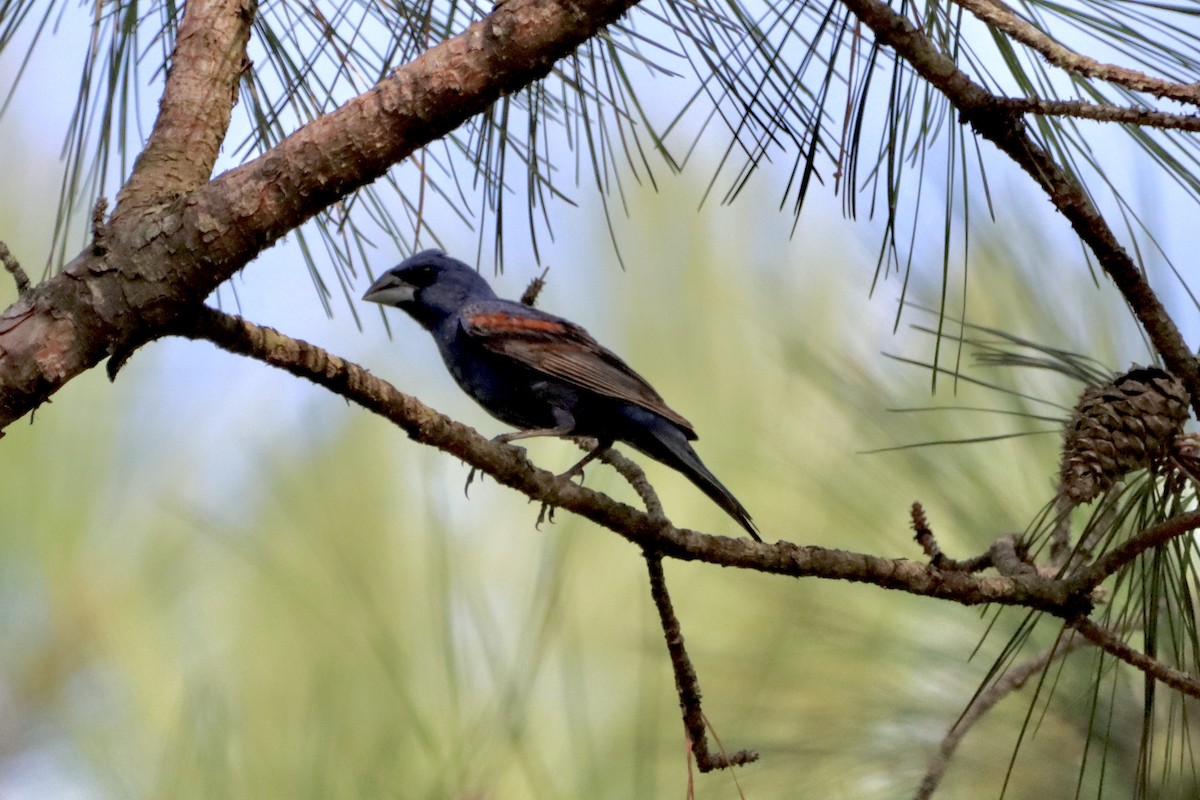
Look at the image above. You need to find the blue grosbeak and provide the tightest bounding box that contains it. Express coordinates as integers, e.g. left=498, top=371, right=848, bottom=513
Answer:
left=363, top=249, right=760, bottom=541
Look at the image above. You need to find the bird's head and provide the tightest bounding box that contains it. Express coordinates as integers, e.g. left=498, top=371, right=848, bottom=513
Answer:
left=363, top=249, right=497, bottom=329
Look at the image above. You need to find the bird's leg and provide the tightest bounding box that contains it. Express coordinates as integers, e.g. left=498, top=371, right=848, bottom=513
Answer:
left=493, top=424, right=574, bottom=445
left=560, top=439, right=612, bottom=483
left=535, top=440, right=609, bottom=527
left=476, top=418, right=590, bottom=527
left=466, top=424, right=576, bottom=498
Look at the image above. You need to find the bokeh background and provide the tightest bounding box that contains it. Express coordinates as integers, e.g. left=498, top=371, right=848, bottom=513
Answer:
left=0, top=6, right=1196, bottom=799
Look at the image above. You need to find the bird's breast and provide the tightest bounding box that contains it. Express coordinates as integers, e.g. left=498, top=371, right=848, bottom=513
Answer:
left=436, top=331, right=571, bottom=431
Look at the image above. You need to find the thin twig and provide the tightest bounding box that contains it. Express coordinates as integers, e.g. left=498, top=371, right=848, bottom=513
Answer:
left=987, top=535, right=1038, bottom=578
left=914, top=630, right=1086, bottom=800
left=952, top=0, right=1200, bottom=106
left=1048, top=493, right=1074, bottom=568
left=911, top=501, right=941, bottom=562
left=911, top=502, right=994, bottom=572
left=1070, top=617, right=1200, bottom=701
left=1067, top=510, right=1200, bottom=593
left=0, top=241, right=30, bottom=295
left=1053, top=484, right=1126, bottom=572
left=996, top=97, right=1200, bottom=132
left=575, top=437, right=664, bottom=518
left=469, top=435, right=664, bottom=524
left=643, top=549, right=758, bottom=772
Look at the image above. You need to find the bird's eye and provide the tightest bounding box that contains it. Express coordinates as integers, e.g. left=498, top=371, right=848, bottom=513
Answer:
left=404, top=265, right=439, bottom=287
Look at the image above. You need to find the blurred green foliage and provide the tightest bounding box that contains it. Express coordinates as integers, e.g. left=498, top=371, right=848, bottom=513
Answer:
left=0, top=167, right=1176, bottom=799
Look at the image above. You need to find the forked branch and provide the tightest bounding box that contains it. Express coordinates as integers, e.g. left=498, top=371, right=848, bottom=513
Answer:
left=112, top=0, right=256, bottom=220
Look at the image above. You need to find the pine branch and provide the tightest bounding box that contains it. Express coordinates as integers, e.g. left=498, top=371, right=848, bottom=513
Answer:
left=836, top=0, right=1200, bottom=413
left=913, top=630, right=1086, bottom=800
left=1066, top=510, right=1200, bottom=594
left=951, top=0, right=1200, bottom=107
left=171, top=305, right=1098, bottom=617
left=996, top=97, right=1200, bottom=133
left=1071, top=618, right=1200, bottom=701
left=644, top=550, right=758, bottom=771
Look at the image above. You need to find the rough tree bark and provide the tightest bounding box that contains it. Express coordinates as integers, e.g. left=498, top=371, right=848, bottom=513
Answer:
left=0, top=0, right=642, bottom=430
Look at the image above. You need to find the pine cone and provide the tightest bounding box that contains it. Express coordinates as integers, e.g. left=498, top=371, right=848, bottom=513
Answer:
left=1059, top=366, right=1190, bottom=504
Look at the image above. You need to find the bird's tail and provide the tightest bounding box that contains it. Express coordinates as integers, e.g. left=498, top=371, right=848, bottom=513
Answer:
left=623, top=416, right=761, bottom=542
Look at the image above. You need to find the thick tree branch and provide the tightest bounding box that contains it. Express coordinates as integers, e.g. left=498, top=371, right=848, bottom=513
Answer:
left=0, top=0, right=641, bottom=433
left=177, top=0, right=641, bottom=272
left=837, top=0, right=1200, bottom=411
left=171, top=306, right=1097, bottom=618
left=113, top=0, right=255, bottom=220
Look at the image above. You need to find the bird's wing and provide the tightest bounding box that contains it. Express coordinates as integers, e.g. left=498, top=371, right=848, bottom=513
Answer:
left=460, top=303, right=696, bottom=436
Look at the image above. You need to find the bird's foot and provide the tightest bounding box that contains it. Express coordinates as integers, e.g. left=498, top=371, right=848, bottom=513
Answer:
left=535, top=458, right=589, bottom=529
left=557, top=441, right=607, bottom=486
left=558, top=463, right=587, bottom=485
left=536, top=501, right=557, bottom=529
left=469, top=437, right=533, bottom=498
left=491, top=434, right=529, bottom=459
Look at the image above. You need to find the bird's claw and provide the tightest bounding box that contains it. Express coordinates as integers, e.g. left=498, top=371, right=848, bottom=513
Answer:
left=464, top=467, right=483, bottom=498
left=536, top=502, right=557, bottom=529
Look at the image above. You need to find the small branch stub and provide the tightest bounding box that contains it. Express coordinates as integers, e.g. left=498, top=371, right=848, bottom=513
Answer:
left=911, top=502, right=941, bottom=565
left=91, top=197, right=109, bottom=256
left=0, top=241, right=30, bottom=296
left=519, top=266, right=550, bottom=307
left=910, top=502, right=993, bottom=573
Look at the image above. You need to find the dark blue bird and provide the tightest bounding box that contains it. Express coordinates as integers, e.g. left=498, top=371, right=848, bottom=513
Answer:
left=363, top=249, right=760, bottom=541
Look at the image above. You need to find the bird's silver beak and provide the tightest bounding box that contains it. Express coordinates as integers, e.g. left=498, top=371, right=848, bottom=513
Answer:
left=362, top=274, right=416, bottom=306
